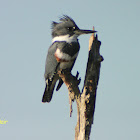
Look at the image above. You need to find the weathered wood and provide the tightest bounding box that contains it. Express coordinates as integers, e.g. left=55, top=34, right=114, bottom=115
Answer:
left=57, top=70, right=81, bottom=134
left=82, top=33, right=103, bottom=140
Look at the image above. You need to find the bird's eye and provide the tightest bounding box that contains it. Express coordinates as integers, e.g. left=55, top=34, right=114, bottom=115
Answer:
left=67, top=27, right=76, bottom=31
left=67, top=27, right=73, bottom=31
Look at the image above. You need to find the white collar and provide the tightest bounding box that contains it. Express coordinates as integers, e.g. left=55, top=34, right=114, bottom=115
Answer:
left=52, top=34, right=78, bottom=43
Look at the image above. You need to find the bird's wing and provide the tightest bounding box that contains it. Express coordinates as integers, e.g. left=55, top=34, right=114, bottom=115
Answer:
left=43, top=42, right=60, bottom=103
left=44, top=42, right=59, bottom=80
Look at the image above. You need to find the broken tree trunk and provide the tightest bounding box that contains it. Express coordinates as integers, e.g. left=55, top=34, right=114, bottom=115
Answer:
left=58, top=29, right=103, bottom=140
left=78, top=33, right=103, bottom=140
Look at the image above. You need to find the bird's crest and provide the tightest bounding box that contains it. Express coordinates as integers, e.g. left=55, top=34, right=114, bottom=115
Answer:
left=59, top=15, right=74, bottom=23
left=51, top=15, right=76, bottom=29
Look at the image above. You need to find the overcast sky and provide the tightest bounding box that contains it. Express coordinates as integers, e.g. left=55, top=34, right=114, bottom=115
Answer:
left=0, top=0, right=140, bottom=140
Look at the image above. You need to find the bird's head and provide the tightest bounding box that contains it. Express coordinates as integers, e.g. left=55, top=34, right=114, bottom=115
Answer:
left=51, top=15, right=96, bottom=38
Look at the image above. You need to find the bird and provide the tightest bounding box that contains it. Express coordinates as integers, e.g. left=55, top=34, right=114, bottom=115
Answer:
left=42, top=15, right=96, bottom=103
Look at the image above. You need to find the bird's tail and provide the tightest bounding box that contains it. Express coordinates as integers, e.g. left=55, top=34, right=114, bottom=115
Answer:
left=42, top=79, right=57, bottom=103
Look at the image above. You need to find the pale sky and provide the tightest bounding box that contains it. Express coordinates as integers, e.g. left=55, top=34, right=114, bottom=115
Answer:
left=0, top=0, right=140, bottom=140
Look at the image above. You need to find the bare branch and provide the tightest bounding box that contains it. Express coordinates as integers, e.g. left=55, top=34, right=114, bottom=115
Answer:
left=58, top=70, right=81, bottom=118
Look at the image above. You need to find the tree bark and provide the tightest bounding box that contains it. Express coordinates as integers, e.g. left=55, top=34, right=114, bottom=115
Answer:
left=58, top=30, right=103, bottom=140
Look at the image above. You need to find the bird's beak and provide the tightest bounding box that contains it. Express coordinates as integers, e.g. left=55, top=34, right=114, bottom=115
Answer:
left=74, top=29, right=97, bottom=35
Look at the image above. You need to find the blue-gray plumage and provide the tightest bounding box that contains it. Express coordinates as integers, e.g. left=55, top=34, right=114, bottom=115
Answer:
left=42, top=15, right=96, bottom=103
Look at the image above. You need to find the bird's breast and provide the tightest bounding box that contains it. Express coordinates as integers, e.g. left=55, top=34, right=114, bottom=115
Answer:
left=54, top=48, right=78, bottom=62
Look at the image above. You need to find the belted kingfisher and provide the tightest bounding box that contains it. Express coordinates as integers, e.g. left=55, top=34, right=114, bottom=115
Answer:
left=42, top=15, right=96, bottom=103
